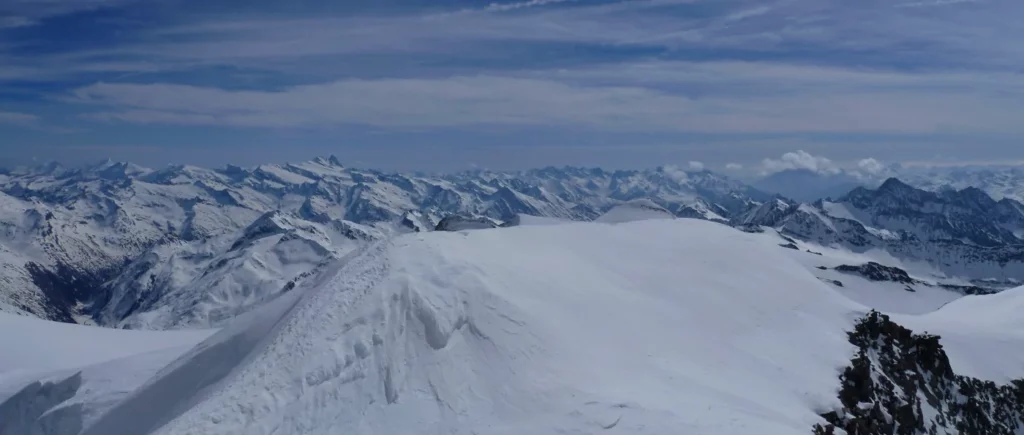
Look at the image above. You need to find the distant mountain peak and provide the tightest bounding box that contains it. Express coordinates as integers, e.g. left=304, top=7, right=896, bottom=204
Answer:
left=310, top=155, right=344, bottom=167
left=876, top=177, right=912, bottom=193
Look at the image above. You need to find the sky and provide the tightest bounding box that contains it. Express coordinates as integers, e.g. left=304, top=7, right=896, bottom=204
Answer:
left=1, top=0, right=1023, bottom=173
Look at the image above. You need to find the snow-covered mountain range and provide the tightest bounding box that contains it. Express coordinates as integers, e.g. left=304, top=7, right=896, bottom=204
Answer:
left=901, top=166, right=1024, bottom=202
left=0, top=158, right=769, bottom=328
left=751, top=164, right=1024, bottom=204
left=6, top=217, right=1024, bottom=435
left=740, top=178, right=1024, bottom=286
left=6, top=157, right=1024, bottom=333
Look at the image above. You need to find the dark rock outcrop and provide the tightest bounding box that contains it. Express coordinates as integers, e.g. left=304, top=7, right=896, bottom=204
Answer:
left=835, top=262, right=916, bottom=284
left=814, top=311, right=1024, bottom=435
left=435, top=215, right=499, bottom=232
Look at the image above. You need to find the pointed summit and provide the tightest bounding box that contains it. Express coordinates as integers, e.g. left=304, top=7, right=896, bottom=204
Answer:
left=327, top=155, right=343, bottom=167
left=876, top=177, right=912, bottom=193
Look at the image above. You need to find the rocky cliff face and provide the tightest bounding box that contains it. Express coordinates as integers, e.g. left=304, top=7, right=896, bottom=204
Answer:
left=815, top=311, right=1024, bottom=435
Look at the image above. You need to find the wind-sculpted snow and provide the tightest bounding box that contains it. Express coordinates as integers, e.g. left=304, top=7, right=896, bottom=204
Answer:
left=0, top=312, right=212, bottom=434
left=12, top=219, right=1024, bottom=434
left=86, top=219, right=863, bottom=435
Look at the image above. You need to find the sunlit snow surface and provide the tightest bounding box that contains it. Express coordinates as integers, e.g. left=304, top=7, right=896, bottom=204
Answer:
left=87, top=219, right=861, bottom=434
left=7, top=218, right=1024, bottom=435
left=0, top=314, right=213, bottom=430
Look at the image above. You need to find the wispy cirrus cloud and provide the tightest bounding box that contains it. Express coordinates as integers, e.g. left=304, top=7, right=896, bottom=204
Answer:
left=70, top=61, right=1024, bottom=135
left=0, top=111, right=38, bottom=126
left=3, top=0, right=1024, bottom=169
left=0, top=0, right=138, bottom=28
left=484, top=0, right=580, bottom=12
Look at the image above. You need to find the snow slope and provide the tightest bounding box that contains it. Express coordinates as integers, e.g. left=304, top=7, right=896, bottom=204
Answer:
left=896, top=287, right=1024, bottom=384
left=84, top=219, right=863, bottom=435
left=594, top=199, right=674, bottom=224
left=0, top=313, right=212, bottom=434
left=0, top=313, right=210, bottom=380
left=749, top=232, right=967, bottom=314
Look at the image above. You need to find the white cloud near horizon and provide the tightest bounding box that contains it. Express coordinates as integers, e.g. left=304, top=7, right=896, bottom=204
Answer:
left=857, top=158, right=886, bottom=175
left=760, top=150, right=840, bottom=175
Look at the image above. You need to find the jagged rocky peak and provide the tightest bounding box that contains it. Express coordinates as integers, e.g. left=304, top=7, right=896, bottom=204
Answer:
left=736, top=195, right=795, bottom=226
left=842, top=177, right=926, bottom=207
left=815, top=311, right=1024, bottom=435
left=304, top=155, right=345, bottom=170
left=234, top=211, right=293, bottom=246
left=877, top=176, right=915, bottom=193
left=220, top=163, right=250, bottom=179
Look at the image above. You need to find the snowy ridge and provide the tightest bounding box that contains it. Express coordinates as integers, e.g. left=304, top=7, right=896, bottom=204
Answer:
left=9, top=219, right=1024, bottom=434
left=902, top=166, right=1024, bottom=203
left=84, top=219, right=862, bottom=434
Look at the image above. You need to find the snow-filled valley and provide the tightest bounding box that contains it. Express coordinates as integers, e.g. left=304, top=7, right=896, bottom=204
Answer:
left=6, top=216, right=1024, bottom=434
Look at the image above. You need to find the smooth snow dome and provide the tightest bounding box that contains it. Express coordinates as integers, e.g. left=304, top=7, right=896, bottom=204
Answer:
left=595, top=199, right=674, bottom=224
left=91, top=219, right=862, bottom=435
left=503, top=213, right=569, bottom=227
left=896, top=286, right=1024, bottom=384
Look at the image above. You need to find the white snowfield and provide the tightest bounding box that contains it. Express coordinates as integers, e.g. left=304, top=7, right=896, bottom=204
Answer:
left=83, top=219, right=864, bottom=435
left=896, top=289, right=1024, bottom=384
left=9, top=218, right=1024, bottom=435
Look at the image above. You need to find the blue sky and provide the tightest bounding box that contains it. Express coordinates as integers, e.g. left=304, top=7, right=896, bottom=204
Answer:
left=1, top=0, right=1023, bottom=172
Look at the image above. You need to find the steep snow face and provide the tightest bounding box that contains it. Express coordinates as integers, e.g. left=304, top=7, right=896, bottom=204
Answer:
left=89, top=219, right=861, bottom=435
